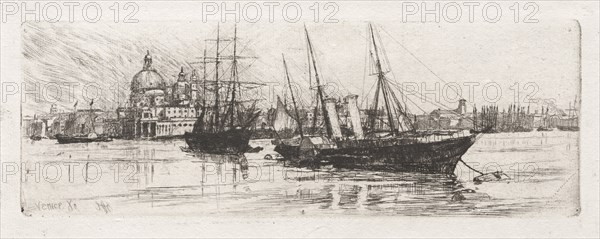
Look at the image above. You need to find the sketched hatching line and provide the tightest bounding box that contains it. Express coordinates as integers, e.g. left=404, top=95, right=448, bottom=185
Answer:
left=378, top=25, right=473, bottom=106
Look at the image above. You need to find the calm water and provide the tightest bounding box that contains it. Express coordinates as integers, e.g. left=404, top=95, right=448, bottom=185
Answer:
left=21, top=131, right=579, bottom=217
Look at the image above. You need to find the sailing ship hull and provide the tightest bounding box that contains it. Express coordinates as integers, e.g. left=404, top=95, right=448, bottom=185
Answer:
left=274, top=143, right=299, bottom=159
left=316, top=134, right=478, bottom=174
left=274, top=136, right=335, bottom=166
left=55, top=134, right=112, bottom=144
left=273, top=142, right=318, bottom=166
left=183, top=129, right=252, bottom=155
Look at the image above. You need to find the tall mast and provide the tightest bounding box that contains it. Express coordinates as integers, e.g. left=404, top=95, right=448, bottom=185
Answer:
left=369, top=23, right=397, bottom=134
left=89, top=100, right=94, bottom=133
left=282, top=54, right=304, bottom=138
left=369, top=51, right=381, bottom=132
left=228, top=24, right=239, bottom=129
left=202, top=49, right=207, bottom=109
left=192, top=49, right=209, bottom=133
left=304, top=25, right=333, bottom=138
left=306, top=33, right=318, bottom=132
left=212, top=23, right=221, bottom=131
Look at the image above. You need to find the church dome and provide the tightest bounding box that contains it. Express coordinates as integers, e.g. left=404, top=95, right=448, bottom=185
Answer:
left=131, top=51, right=167, bottom=93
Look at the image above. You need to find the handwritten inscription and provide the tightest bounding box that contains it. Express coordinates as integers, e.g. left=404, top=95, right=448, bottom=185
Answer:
left=95, top=200, right=112, bottom=214
left=34, top=199, right=77, bottom=212
left=33, top=200, right=114, bottom=214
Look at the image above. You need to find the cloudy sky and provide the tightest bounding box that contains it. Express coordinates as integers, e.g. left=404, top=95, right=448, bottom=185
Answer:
left=21, top=1, right=581, bottom=116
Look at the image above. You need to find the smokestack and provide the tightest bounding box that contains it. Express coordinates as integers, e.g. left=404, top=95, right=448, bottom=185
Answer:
left=345, top=94, right=364, bottom=139
left=457, top=99, right=467, bottom=115
left=325, top=98, right=343, bottom=138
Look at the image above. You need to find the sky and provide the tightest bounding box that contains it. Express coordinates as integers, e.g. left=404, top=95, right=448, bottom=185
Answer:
left=20, top=1, right=581, bottom=116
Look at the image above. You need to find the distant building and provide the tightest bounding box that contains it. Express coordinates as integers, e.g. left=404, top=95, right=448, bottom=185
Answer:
left=419, top=99, right=472, bottom=130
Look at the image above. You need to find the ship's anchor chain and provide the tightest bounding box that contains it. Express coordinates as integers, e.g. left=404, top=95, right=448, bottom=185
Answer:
left=459, top=159, right=511, bottom=184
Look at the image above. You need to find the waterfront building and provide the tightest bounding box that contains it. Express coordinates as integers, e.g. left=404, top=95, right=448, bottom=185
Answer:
left=117, top=51, right=201, bottom=139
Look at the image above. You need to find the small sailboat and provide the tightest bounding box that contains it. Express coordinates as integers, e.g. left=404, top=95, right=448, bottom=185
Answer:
left=271, top=96, right=299, bottom=139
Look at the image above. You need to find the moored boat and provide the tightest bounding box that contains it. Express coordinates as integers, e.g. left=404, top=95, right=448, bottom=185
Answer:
left=557, top=125, right=579, bottom=131
left=30, top=135, right=42, bottom=141
left=184, top=129, right=252, bottom=155
left=318, top=134, right=478, bottom=174
left=556, top=97, right=579, bottom=131
left=183, top=24, right=261, bottom=155
left=56, top=133, right=112, bottom=144
left=275, top=23, right=480, bottom=174
left=54, top=100, right=113, bottom=144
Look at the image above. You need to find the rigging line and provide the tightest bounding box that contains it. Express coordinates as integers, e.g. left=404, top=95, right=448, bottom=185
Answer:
left=236, top=58, right=259, bottom=76
left=237, top=59, right=268, bottom=85
left=388, top=79, right=474, bottom=123
left=283, top=66, right=311, bottom=102
left=375, top=24, right=397, bottom=81
left=385, top=78, right=417, bottom=130
left=288, top=59, right=311, bottom=83
left=361, top=23, right=370, bottom=109
left=385, top=78, right=453, bottom=110
left=382, top=77, right=409, bottom=131
left=359, top=81, right=377, bottom=108
left=379, top=26, right=473, bottom=108
left=285, top=67, right=311, bottom=107
left=325, top=64, right=352, bottom=97
left=383, top=78, right=429, bottom=114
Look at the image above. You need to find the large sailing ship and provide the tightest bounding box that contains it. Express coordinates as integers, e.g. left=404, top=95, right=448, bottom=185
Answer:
left=275, top=24, right=479, bottom=174
left=183, top=24, right=261, bottom=155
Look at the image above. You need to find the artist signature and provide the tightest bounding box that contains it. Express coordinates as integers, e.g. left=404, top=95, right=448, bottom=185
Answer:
left=33, top=200, right=112, bottom=214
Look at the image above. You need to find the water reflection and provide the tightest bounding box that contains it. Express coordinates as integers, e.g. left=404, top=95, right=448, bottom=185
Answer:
left=20, top=131, right=578, bottom=217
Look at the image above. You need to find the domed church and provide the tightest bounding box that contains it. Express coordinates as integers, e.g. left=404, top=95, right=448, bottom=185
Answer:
left=118, top=51, right=203, bottom=139
left=130, top=51, right=168, bottom=107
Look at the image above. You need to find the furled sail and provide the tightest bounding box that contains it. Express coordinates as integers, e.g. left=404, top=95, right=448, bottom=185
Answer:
left=272, top=96, right=298, bottom=133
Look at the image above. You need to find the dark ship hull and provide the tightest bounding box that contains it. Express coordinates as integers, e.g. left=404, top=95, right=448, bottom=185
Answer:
left=557, top=126, right=579, bottom=131
left=30, top=135, right=42, bottom=141
left=273, top=136, right=335, bottom=166
left=274, top=143, right=301, bottom=160
left=251, top=128, right=296, bottom=140
left=470, top=126, right=497, bottom=134
left=183, top=129, right=252, bottom=155
left=55, top=134, right=112, bottom=144
left=318, top=134, right=478, bottom=174
left=511, top=127, right=534, bottom=133
left=276, top=134, right=478, bottom=174
left=273, top=140, right=319, bottom=166
left=537, top=126, right=553, bottom=132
